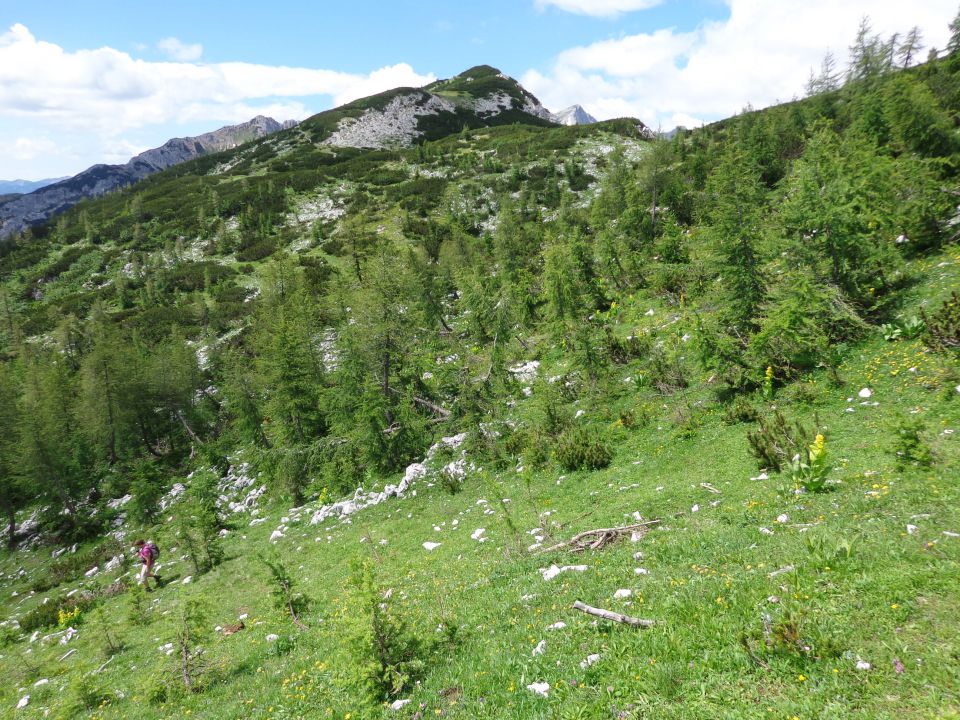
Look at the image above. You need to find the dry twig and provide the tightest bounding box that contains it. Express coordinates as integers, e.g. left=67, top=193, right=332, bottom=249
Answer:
left=535, top=519, right=660, bottom=555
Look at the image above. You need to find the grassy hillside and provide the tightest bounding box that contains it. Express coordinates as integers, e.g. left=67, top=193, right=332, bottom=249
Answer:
left=0, top=251, right=957, bottom=719
left=1, top=40, right=960, bottom=720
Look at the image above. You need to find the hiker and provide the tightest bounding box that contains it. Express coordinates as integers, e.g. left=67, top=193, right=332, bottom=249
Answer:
left=133, top=539, right=162, bottom=590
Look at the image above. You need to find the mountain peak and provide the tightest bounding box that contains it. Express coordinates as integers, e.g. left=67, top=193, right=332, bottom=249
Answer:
left=307, top=65, right=555, bottom=151
left=550, top=104, right=598, bottom=126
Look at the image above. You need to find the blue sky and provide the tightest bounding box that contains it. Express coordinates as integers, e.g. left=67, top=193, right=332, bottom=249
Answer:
left=1, top=0, right=956, bottom=179
left=2, top=1, right=728, bottom=74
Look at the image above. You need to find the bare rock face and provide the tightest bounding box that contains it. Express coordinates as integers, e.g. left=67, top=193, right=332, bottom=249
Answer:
left=550, top=105, right=598, bottom=126
left=0, top=116, right=296, bottom=239
left=323, top=92, right=456, bottom=149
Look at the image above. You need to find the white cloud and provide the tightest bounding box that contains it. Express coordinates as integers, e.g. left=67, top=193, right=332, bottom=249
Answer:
left=157, top=37, right=203, bottom=62
left=524, top=0, right=957, bottom=129
left=0, top=24, right=435, bottom=176
left=534, top=0, right=664, bottom=18
left=1, top=136, right=59, bottom=161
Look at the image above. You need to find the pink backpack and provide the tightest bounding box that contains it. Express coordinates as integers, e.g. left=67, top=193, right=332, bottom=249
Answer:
left=139, top=542, right=159, bottom=563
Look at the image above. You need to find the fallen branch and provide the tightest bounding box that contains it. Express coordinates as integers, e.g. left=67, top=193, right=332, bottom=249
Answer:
left=572, top=600, right=656, bottom=628
left=700, top=482, right=721, bottom=494
left=386, top=386, right=451, bottom=418
left=535, top=519, right=660, bottom=554
left=739, top=636, right=771, bottom=670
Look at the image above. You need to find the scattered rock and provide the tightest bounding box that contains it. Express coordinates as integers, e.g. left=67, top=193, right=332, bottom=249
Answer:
left=580, top=653, right=601, bottom=669
left=527, top=681, right=550, bottom=698
left=539, top=564, right=588, bottom=581
left=422, top=542, right=441, bottom=551
left=768, top=565, right=795, bottom=578
left=509, top=361, right=540, bottom=384
left=532, top=640, right=546, bottom=656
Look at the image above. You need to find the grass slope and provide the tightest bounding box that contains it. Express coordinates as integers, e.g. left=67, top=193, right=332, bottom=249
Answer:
left=1, top=247, right=958, bottom=720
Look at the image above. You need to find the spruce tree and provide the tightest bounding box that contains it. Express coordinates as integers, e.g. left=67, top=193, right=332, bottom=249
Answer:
left=703, top=146, right=767, bottom=332
left=0, top=363, right=26, bottom=548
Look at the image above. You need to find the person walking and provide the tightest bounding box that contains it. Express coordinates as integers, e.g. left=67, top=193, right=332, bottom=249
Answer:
left=133, top=539, right=162, bottom=590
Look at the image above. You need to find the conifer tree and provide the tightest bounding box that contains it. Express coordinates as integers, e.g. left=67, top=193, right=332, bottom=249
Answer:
left=703, top=147, right=767, bottom=332
left=79, top=304, right=131, bottom=464
left=897, top=27, right=924, bottom=68
left=19, top=348, right=94, bottom=537
left=0, top=363, right=26, bottom=547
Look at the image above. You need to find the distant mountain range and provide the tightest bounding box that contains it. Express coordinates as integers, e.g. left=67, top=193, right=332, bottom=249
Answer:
left=0, top=116, right=296, bottom=239
left=0, top=177, right=69, bottom=195
left=1, top=66, right=604, bottom=240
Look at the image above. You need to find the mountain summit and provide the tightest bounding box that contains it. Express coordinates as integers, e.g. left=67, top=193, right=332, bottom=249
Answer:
left=0, top=116, right=296, bottom=239
left=300, top=65, right=556, bottom=150
left=550, top=105, right=598, bottom=126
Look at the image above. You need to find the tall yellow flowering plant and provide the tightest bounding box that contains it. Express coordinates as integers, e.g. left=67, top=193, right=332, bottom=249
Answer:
left=789, top=433, right=832, bottom=492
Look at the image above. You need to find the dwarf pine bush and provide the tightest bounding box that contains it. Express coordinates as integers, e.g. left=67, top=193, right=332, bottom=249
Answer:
left=892, top=417, right=935, bottom=469
left=345, top=559, right=426, bottom=704
left=554, top=428, right=613, bottom=471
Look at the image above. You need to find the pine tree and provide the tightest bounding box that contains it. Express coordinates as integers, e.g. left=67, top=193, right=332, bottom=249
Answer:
left=254, top=257, right=327, bottom=447
left=18, top=348, right=95, bottom=538
left=334, top=243, right=431, bottom=472
left=847, top=17, right=891, bottom=84
left=703, top=147, right=767, bottom=332
left=949, top=7, right=960, bottom=55
left=79, top=304, right=131, bottom=464
left=805, top=52, right=842, bottom=96
left=778, top=128, right=900, bottom=309
left=0, top=363, right=26, bottom=548
left=897, top=27, right=924, bottom=68
left=542, top=239, right=579, bottom=322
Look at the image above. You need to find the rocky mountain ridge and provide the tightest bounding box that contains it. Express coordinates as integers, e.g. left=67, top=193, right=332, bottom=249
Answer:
left=0, top=116, right=296, bottom=239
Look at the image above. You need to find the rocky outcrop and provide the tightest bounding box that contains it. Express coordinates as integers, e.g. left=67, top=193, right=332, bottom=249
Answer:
left=323, top=93, right=455, bottom=149
left=550, top=105, right=598, bottom=126
left=0, top=116, right=296, bottom=239
left=322, top=66, right=558, bottom=150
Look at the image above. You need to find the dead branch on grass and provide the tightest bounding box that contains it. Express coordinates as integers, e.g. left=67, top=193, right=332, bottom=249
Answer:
left=534, top=519, right=660, bottom=554
left=572, top=600, right=656, bottom=628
